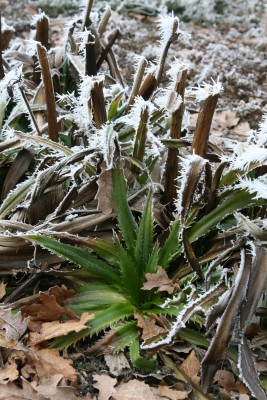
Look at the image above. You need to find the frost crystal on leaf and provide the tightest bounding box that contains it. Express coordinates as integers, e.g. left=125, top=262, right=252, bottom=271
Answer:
left=89, top=123, right=118, bottom=169
left=229, top=145, right=267, bottom=171
left=236, top=175, right=267, bottom=200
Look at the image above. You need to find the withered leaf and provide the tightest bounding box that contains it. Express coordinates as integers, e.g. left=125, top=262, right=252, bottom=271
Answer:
left=0, top=378, right=47, bottom=400
left=48, top=285, right=76, bottom=305
left=25, top=348, right=77, bottom=384
left=157, top=385, right=190, bottom=399
left=96, top=162, right=115, bottom=215
left=22, top=292, right=77, bottom=322
left=0, top=308, right=29, bottom=341
left=0, top=361, right=19, bottom=383
left=142, top=266, right=179, bottom=295
left=134, top=310, right=167, bottom=341
left=179, top=350, right=200, bottom=385
left=93, top=373, right=117, bottom=400
left=28, top=312, right=94, bottom=345
left=214, top=369, right=249, bottom=395
left=0, top=280, right=6, bottom=300
left=114, top=379, right=155, bottom=400
left=32, top=374, right=85, bottom=400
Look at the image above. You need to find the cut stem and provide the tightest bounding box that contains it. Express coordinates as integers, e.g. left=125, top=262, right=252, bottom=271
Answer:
left=85, top=32, right=97, bottom=76
left=192, top=94, right=219, bottom=158
left=91, top=78, right=107, bottom=129
left=35, top=14, right=49, bottom=49
left=37, top=43, right=58, bottom=142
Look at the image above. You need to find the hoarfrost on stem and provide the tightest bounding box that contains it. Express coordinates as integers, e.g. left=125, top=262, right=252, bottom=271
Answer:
left=187, top=77, right=223, bottom=102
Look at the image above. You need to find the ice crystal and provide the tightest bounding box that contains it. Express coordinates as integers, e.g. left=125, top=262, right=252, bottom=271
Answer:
left=31, top=11, right=49, bottom=26
left=88, top=123, right=118, bottom=169
left=187, top=77, right=223, bottom=102
left=175, top=154, right=208, bottom=217
left=167, top=58, right=190, bottom=84
left=236, top=175, right=267, bottom=200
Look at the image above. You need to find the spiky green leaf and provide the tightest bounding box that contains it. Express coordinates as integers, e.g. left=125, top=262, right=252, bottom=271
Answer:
left=26, top=235, right=121, bottom=285
left=112, top=166, right=137, bottom=253
left=158, top=219, right=182, bottom=269
left=135, top=191, right=154, bottom=275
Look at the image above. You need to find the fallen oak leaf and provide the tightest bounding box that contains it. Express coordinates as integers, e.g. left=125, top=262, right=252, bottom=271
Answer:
left=214, top=370, right=249, bottom=395
left=0, top=308, right=29, bottom=341
left=114, top=379, right=155, bottom=400
left=25, top=348, right=77, bottom=384
left=32, top=374, right=87, bottom=400
left=134, top=310, right=167, bottom=341
left=157, top=385, right=190, bottom=399
left=142, top=266, right=179, bottom=295
left=48, top=285, right=76, bottom=305
left=0, top=378, right=47, bottom=400
left=93, top=373, right=117, bottom=400
left=0, top=360, right=19, bottom=384
left=22, top=292, right=77, bottom=322
left=28, top=312, right=94, bottom=345
left=179, top=350, right=201, bottom=385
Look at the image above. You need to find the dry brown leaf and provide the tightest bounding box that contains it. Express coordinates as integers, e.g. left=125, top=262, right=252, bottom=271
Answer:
left=28, top=312, right=94, bottom=345
left=0, top=360, right=19, bottom=383
left=32, top=374, right=86, bottom=400
left=114, top=379, right=155, bottom=400
left=104, top=353, right=130, bottom=376
left=134, top=310, right=167, bottom=341
left=22, top=292, right=77, bottom=323
left=48, top=285, right=76, bottom=305
left=96, top=162, right=115, bottom=215
left=0, top=378, right=47, bottom=400
left=142, top=267, right=179, bottom=295
left=214, top=370, right=249, bottom=395
left=179, top=350, right=200, bottom=385
left=157, top=385, right=189, bottom=400
left=0, top=280, right=6, bottom=300
left=25, top=348, right=77, bottom=384
left=0, top=308, right=29, bottom=341
left=93, top=373, right=117, bottom=400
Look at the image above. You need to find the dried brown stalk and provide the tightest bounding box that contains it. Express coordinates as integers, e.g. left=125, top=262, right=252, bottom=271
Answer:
left=138, top=72, right=158, bottom=101
left=192, top=94, right=219, bottom=158
left=97, top=29, right=120, bottom=70
left=35, top=14, right=49, bottom=49
left=90, top=77, right=107, bottom=129
left=37, top=43, right=58, bottom=142
left=163, top=68, right=187, bottom=207
left=85, top=32, right=97, bottom=76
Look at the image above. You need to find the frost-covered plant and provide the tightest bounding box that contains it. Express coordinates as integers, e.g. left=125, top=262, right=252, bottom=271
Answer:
left=1, top=0, right=267, bottom=395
